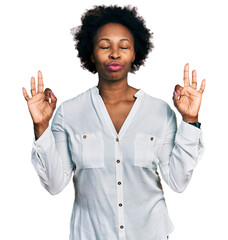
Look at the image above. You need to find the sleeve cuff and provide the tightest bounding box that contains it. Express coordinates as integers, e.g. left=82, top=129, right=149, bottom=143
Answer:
left=32, top=125, right=53, bottom=152
left=177, top=120, right=202, bottom=144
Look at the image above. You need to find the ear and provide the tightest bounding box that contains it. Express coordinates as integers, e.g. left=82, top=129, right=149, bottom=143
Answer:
left=90, top=54, right=95, bottom=63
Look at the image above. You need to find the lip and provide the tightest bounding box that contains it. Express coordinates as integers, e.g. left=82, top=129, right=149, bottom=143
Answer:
left=105, top=62, right=124, bottom=72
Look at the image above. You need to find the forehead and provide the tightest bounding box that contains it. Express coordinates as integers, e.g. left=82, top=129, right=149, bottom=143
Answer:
left=94, top=23, right=134, bottom=42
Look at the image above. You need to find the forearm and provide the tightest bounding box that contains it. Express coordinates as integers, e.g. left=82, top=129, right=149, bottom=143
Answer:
left=34, top=122, right=49, bottom=140
left=182, top=116, right=198, bottom=123
left=159, top=120, right=204, bottom=193
left=32, top=126, right=73, bottom=195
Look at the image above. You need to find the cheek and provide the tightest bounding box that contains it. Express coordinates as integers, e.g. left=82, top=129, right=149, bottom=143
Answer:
left=124, top=51, right=135, bottom=61
left=93, top=53, right=106, bottom=65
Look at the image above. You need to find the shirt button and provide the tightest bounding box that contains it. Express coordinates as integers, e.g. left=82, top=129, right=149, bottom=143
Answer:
left=116, top=159, right=120, bottom=163
left=150, top=136, right=154, bottom=141
left=120, top=225, right=124, bottom=229
left=118, top=181, right=122, bottom=185
left=116, top=137, right=119, bottom=142
left=119, top=203, right=122, bottom=207
left=83, top=135, right=87, bottom=139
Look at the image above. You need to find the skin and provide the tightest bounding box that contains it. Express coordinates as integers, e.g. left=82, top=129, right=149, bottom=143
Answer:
left=173, top=64, right=206, bottom=122
left=22, top=72, right=57, bottom=139
left=22, top=22, right=206, bottom=138
left=91, top=23, right=139, bottom=134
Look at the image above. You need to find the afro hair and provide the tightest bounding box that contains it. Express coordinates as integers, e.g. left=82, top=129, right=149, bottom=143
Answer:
left=71, top=5, right=154, bottom=74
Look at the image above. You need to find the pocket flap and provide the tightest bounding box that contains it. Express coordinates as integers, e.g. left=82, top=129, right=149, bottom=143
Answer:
left=72, top=132, right=105, bottom=169
left=134, top=133, right=162, bottom=168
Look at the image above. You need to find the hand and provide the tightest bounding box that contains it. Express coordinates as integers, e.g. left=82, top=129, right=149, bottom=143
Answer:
left=173, top=63, right=206, bottom=122
left=22, top=71, right=57, bottom=126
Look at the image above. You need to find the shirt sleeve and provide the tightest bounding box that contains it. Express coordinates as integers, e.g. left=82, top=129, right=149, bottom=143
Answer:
left=31, top=103, right=75, bottom=195
left=158, top=106, right=204, bottom=193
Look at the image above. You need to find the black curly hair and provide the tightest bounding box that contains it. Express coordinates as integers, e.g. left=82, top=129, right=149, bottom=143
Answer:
left=71, top=5, right=154, bottom=74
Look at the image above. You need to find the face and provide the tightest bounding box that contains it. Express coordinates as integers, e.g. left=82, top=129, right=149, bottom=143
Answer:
left=91, top=23, right=135, bottom=82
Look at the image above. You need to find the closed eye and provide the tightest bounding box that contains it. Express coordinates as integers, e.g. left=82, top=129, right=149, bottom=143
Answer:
left=99, top=47, right=129, bottom=49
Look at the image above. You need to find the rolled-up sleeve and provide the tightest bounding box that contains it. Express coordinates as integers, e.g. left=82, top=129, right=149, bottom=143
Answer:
left=158, top=106, right=204, bottom=193
left=31, top=103, right=75, bottom=195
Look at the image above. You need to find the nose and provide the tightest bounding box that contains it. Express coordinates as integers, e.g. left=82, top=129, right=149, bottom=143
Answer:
left=109, top=47, right=120, bottom=60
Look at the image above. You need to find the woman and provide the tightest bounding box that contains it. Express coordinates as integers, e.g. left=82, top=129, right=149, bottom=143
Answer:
left=22, top=5, right=205, bottom=240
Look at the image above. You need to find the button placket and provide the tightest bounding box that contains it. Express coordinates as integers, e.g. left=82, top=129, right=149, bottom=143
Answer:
left=115, top=137, right=126, bottom=239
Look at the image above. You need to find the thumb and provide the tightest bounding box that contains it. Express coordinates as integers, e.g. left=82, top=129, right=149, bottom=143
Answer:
left=173, top=84, right=183, bottom=108
left=173, top=91, right=180, bottom=108
left=174, top=84, right=183, bottom=94
left=50, top=91, right=57, bottom=109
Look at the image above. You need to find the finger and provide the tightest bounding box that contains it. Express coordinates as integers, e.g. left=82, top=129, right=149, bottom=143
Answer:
left=22, top=87, right=30, bottom=101
left=192, top=70, right=197, bottom=89
left=38, top=70, right=44, bottom=93
left=173, top=91, right=180, bottom=108
left=44, top=88, right=52, bottom=102
left=198, top=79, right=206, bottom=94
left=173, top=90, right=179, bottom=101
left=30, top=76, right=36, bottom=96
left=174, top=84, right=184, bottom=95
left=173, top=84, right=183, bottom=102
left=50, top=91, right=57, bottom=109
left=184, top=63, right=190, bottom=87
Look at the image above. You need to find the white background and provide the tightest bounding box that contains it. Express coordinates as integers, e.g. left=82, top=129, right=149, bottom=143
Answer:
left=1, top=0, right=227, bottom=239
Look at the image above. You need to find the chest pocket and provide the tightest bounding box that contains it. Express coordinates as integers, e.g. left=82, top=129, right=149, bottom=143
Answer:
left=134, top=133, right=162, bottom=169
left=71, top=132, right=105, bottom=169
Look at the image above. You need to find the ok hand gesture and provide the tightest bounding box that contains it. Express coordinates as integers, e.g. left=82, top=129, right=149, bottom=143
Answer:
left=22, top=71, right=57, bottom=127
left=173, top=63, right=206, bottom=122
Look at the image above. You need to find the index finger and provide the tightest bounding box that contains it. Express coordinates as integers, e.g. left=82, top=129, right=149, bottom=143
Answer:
left=38, top=70, right=44, bottom=93
left=184, top=63, right=190, bottom=87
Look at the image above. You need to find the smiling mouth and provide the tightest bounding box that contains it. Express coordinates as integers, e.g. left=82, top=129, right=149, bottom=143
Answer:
left=106, top=65, right=124, bottom=72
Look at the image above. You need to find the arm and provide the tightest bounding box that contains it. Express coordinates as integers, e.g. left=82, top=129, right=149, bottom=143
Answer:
left=23, top=70, right=75, bottom=195
left=158, top=107, right=204, bottom=193
left=158, top=63, right=205, bottom=193
left=31, top=103, right=75, bottom=195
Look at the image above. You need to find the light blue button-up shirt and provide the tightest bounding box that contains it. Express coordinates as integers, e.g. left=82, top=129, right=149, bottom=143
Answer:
left=31, top=85, right=204, bottom=240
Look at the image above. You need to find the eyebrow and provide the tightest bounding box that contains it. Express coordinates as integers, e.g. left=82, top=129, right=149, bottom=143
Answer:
left=98, top=38, right=132, bottom=43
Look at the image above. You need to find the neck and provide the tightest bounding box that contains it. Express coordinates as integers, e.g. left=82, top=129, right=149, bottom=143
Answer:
left=96, top=79, right=138, bottom=104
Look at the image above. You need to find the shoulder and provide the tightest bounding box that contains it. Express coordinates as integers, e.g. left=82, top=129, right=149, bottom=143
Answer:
left=63, top=87, right=91, bottom=104
left=142, top=90, right=176, bottom=122
left=59, top=87, right=92, bottom=111
left=143, top=91, right=172, bottom=111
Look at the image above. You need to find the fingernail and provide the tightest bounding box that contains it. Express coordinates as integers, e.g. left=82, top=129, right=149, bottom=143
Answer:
left=52, top=92, right=55, bottom=97
left=49, top=93, right=51, bottom=98
left=173, top=91, right=175, bottom=97
left=176, top=91, right=180, bottom=97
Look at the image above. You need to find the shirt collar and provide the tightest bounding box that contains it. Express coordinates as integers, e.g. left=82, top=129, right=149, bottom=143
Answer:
left=92, top=85, right=143, bottom=98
